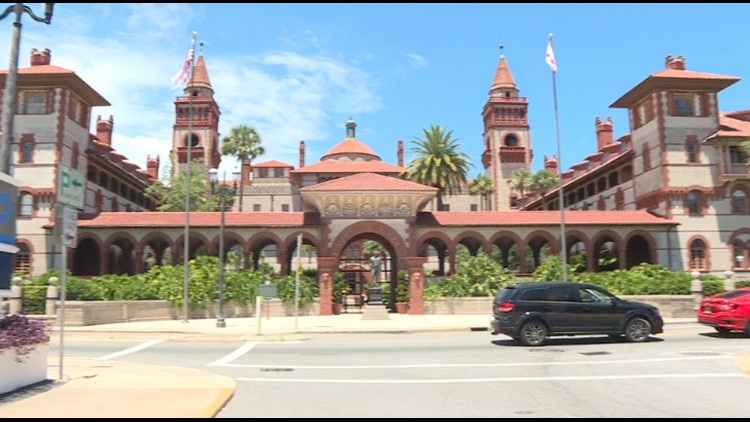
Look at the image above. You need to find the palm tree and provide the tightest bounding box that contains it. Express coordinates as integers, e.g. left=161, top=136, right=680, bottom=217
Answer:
left=531, top=170, right=559, bottom=207
left=468, top=173, right=495, bottom=211
left=220, top=124, right=265, bottom=212
left=402, top=125, right=473, bottom=211
left=508, top=168, right=533, bottom=210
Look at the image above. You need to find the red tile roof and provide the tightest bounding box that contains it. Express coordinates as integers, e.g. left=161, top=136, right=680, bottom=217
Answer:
left=76, top=212, right=307, bottom=228
left=704, top=112, right=750, bottom=141
left=611, top=68, right=740, bottom=108
left=490, top=56, right=516, bottom=91
left=0, top=64, right=110, bottom=106
left=321, top=139, right=379, bottom=160
left=254, top=159, right=294, bottom=168
left=421, top=210, right=677, bottom=226
left=301, top=172, right=438, bottom=192
left=292, top=160, right=404, bottom=174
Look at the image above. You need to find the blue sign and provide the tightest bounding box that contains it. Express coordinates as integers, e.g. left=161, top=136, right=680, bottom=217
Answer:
left=0, top=175, right=18, bottom=291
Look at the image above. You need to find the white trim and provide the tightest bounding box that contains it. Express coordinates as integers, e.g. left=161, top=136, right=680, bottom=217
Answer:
left=0, top=243, right=19, bottom=253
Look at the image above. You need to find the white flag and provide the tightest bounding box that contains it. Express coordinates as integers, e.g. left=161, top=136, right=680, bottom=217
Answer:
left=545, top=39, right=557, bottom=73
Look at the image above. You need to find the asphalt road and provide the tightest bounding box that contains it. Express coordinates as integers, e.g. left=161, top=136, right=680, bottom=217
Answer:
left=51, top=322, right=750, bottom=418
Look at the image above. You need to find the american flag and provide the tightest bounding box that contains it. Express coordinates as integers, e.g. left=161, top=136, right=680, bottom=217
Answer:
left=171, top=39, right=195, bottom=89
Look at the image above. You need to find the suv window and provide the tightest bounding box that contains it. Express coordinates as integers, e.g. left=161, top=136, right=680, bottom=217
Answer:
left=544, top=285, right=578, bottom=302
left=497, top=287, right=517, bottom=302
left=580, top=287, right=613, bottom=304
left=519, top=288, right=546, bottom=301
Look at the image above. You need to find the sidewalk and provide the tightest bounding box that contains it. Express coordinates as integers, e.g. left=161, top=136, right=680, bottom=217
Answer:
left=0, top=314, right=696, bottom=418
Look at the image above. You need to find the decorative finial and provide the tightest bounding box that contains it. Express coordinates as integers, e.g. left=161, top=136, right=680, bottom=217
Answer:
left=192, top=31, right=197, bottom=37
left=548, top=33, right=553, bottom=40
left=499, top=42, right=504, bottom=58
left=200, top=41, right=205, bottom=56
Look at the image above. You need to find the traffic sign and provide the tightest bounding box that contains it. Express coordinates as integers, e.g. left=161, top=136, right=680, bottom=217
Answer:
left=57, top=163, right=86, bottom=209
left=61, top=206, right=78, bottom=248
left=259, top=283, right=278, bottom=300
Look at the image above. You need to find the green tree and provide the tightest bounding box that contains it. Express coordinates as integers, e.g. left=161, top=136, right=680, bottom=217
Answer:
left=220, top=124, right=265, bottom=211
left=468, top=173, right=495, bottom=211
left=145, top=159, right=219, bottom=212
left=531, top=169, right=559, bottom=207
left=508, top=168, right=533, bottom=210
left=402, top=125, right=472, bottom=211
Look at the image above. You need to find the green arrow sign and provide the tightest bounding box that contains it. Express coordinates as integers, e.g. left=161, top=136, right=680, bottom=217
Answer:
left=57, top=163, right=86, bottom=209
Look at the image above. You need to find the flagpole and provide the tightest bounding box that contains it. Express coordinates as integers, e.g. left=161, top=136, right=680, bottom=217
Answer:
left=182, top=31, right=197, bottom=323
left=548, top=33, right=568, bottom=283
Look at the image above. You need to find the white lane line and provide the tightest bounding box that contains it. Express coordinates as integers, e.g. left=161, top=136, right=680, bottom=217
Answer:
left=237, top=373, right=744, bottom=384
left=97, top=339, right=165, bottom=360
left=206, top=341, right=258, bottom=366
left=213, top=354, right=732, bottom=369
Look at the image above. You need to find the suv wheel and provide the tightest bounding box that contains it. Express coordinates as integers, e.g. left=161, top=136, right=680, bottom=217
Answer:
left=624, top=317, right=651, bottom=342
left=519, top=321, right=547, bottom=346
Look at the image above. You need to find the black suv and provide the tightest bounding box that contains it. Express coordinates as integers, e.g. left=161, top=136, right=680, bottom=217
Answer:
left=490, top=282, right=663, bottom=346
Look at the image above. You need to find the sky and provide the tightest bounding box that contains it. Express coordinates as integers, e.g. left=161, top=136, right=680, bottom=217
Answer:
left=2, top=3, right=750, bottom=180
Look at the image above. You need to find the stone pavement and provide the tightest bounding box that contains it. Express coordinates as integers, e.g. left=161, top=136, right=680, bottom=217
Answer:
left=0, top=313, right=695, bottom=418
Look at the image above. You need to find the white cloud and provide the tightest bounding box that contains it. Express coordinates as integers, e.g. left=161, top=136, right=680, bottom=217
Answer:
left=406, top=53, right=429, bottom=69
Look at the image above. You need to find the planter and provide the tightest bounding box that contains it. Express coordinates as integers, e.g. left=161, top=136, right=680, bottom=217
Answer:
left=0, top=343, right=49, bottom=395
left=395, top=302, right=408, bottom=314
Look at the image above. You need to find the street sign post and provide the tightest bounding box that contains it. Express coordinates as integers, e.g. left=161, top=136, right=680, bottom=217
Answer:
left=259, top=282, right=278, bottom=320
left=57, top=164, right=85, bottom=209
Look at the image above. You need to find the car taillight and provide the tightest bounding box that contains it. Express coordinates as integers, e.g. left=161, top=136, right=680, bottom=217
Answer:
left=498, top=302, right=514, bottom=313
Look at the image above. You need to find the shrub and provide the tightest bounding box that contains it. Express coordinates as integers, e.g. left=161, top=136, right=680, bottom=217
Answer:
left=0, top=315, right=52, bottom=363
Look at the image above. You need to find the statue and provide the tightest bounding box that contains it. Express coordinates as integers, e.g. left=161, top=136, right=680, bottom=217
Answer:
left=370, top=254, right=382, bottom=285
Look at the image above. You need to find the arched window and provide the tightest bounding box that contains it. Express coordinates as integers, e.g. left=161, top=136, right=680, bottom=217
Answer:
left=587, top=183, right=595, bottom=197
left=597, top=177, right=607, bottom=193
left=687, top=191, right=701, bottom=215
left=21, top=142, right=34, bottom=163
left=732, top=239, right=748, bottom=270
left=621, top=166, right=633, bottom=182
left=14, top=243, right=31, bottom=274
left=504, top=135, right=518, bottom=147
left=731, top=189, right=747, bottom=214
left=608, top=172, right=619, bottom=187
left=689, top=239, right=706, bottom=270
left=19, top=193, right=33, bottom=217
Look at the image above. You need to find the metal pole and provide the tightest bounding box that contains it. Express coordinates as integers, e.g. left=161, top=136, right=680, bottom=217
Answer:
left=182, top=31, right=197, bottom=323
left=58, top=239, right=66, bottom=380
left=294, top=233, right=301, bottom=331
left=217, top=176, right=226, bottom=328
left=0, top=3, right=53, bottom=174
left=549, top=33, right=568, bottom=283
left=0, top=4, right=22, bottom=174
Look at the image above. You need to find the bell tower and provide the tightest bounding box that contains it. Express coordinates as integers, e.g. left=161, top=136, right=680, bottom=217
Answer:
left=171, top=45, right=222, bottom=180
left=481, top=45, right=532, bottom=211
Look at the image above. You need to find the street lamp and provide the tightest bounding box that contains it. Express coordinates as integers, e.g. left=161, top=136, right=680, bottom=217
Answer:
left=0, top=3, right=54, bottom=174
left=209, top=167, right=228, bottom=328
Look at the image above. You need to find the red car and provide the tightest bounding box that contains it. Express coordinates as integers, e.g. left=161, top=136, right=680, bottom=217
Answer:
left=696, top=287, right=750, bottom=335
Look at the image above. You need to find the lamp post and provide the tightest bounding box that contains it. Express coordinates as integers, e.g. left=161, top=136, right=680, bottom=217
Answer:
left=0, top=3, right=54, bottom=174
left=209, top=168, right=227, bottom=328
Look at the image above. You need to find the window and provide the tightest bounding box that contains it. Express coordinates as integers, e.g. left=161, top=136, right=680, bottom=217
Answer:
left=686, top=143, right=697, bottom=163
left=14, top=244, right=31, bottom=274
left=19, top=193, right=33, bottom=216
left=642, top=144, right=651, bottom=171
left=545, top=285, right=577, bottom=302
left=732, top=190, right=747, bottom=214
left=608, top=172, right=619, bottom=187
left=274, top=168, right=285, bottom=178
left=258, top=169, right=269, bottom=178
left=281, top=204, right=290, bottom=212
left=689, top=239, right=706, bottom=270
left=24, top=93, right=46, bottom=114
left=674, top=93, right=695, bottom=116
left=597, top=177, right=606, bottom=193
left=470, top=204, right=478, bottom=212
left=510, top=196, right=518, bottom=209
left=519, top=288, right=546, bottom=301
left=253, top=204, right=261, bottom=212
left=733, top=240, right=748, bottom=270
left=687, top=191, right=700, bottom=215
left=21, top=142, right=33, bottom=163
left=504, top=135, right=518, bottom=147
left=729, top=146, right=746, bottom=164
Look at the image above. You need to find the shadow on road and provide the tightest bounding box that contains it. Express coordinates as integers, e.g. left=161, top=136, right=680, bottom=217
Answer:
left=490, top=334, right=665, bottom=347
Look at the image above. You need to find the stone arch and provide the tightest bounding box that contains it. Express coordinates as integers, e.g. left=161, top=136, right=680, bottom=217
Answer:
left=454, top=230, right=488, bottom=256
left=524, top=230, right=559, bottom=272
left=72, top=233, right=102, bottom=276
left=329, top=221, right=411, bottom=308
left=280, top=231, right=321, bottom=275
left=564, top=230, right=591, bottom=272
left=489, top=231, right=524, bottom=271
left=416, top=230, right=454, bottom=276
left=591, top=230, right=624, bottom=271
left=247, top=231, right=284, bottom=271
left=103, top=231, right=139, bottom=275
left=139, top=232, right=175, bottom=269
left=624, top=230, right=657, bottom=268
left=173, top=231, right=212, bottom=264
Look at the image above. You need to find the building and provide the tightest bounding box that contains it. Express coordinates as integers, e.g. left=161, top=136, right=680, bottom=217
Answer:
left=3, top=47, right=748, bottom=315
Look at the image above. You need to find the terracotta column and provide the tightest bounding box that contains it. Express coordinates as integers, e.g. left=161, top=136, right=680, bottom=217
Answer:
left=319, top=272, right=333, bottom=316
